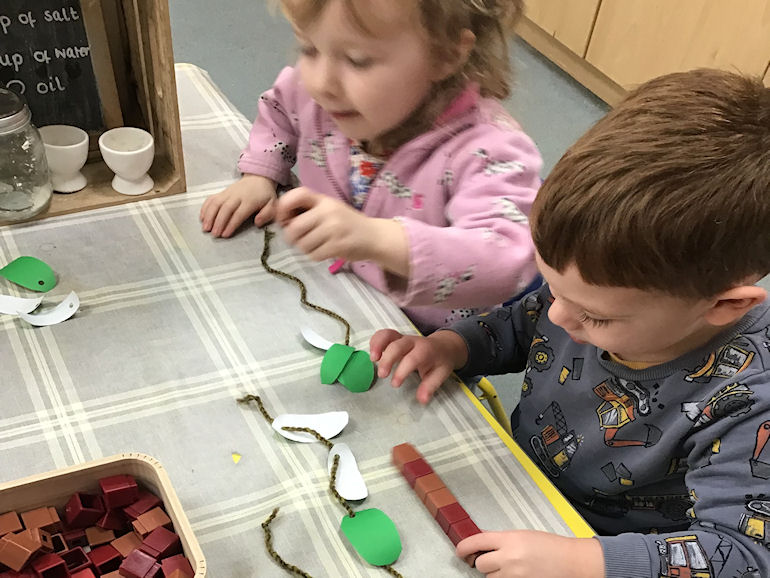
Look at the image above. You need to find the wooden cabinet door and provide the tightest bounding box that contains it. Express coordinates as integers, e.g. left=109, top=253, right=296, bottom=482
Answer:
left=525, top=0, right=601, bottom=56
left=586, top=0, right=770, bottom=89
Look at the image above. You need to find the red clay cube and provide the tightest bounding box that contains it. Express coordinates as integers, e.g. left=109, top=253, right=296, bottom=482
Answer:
left=96, top=508, right=126, bottom=531
left=99, top=475, right=139, bottom=509
left=138, top=527, right=181, bottom=559
left=401, top=458, right=433, bottom=487
left=119, top=549, right=157, bottom=578
left=31, top=552, right=68, bottom=578
left=60, top=546, right=92, bottom=573
left=122, top=492, right=160, bottom=520
left=65, top=493, right=105, bottom=529
left=160, top=554, right=194, bottom=578
left=71, top=569, right=97, bottom=578
left=447, top=518, right=481, bottom=546
left=87, top=544, right=122, bottom=574
left=62, top=529, right=87, bottom=549
left=436, top=502, right=470, bottom=534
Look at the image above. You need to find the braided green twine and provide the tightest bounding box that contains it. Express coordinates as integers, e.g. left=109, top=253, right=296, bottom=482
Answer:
left=238, top=395, right=404, bottom=578
left=261, top=228, right=351, bottom=346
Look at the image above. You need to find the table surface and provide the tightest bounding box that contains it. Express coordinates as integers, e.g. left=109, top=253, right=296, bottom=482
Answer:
left=0, top=63, right=591, bottom=577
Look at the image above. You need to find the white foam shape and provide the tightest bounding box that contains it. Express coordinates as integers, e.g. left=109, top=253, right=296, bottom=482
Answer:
left=18, top=291, right=79, bottom=326
left=0, top=294, right=43, bottom=315
left=301, top=326, right=334, bottom=351
left=327, top=443, right=368, bottom=501
left=272, top=411, right=349, bottom=443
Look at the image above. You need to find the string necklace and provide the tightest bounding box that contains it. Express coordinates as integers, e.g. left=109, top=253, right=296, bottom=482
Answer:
left=238, top=395, right=404, bottom=578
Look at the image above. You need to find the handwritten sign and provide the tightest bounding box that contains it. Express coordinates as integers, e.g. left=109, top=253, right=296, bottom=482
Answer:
left=0, top=0, right=104, bottom=131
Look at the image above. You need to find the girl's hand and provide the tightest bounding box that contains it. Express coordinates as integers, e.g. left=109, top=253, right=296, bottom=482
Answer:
left=200, top=174, right=277, bottom=238
left=276, top=187, right=409, bottom=275
left=456, top=531, right=605, bottom=578
left=369, top=329, right=468, bottom=404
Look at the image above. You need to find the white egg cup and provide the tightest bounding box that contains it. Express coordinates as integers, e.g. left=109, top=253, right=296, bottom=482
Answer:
left=98, top=127, right=154, bottom=196
left=39, top=125, right=89, bottom=193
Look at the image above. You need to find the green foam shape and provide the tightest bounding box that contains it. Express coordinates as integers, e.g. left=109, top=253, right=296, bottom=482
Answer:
left=338, top=349, right=375, bottom=393
left=340, top=508, right=402, bottom=567
left=0, top=256, right=56, bottom=292
left=320, top=343, right=355, bottom=384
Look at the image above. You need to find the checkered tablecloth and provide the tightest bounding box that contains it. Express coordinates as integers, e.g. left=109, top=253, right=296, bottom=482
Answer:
left=0, top=64, right=588, bottom=577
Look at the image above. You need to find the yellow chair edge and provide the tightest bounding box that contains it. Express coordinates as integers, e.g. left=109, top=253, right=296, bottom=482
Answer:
left=460, top=380, right=595, bottom=538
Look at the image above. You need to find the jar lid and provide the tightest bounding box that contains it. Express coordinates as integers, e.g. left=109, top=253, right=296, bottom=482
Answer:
left=0, top=88, right=32, bottom=135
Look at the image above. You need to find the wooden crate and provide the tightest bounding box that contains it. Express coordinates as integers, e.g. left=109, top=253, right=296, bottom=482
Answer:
left=1, top=0, right=185, bottom=220
left=0, top=453, right=206, bottom=576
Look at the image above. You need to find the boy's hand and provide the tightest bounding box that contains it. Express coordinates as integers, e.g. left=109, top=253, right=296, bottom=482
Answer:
left=369, top=329, right=468, bottom=404
left=457, top=531, right=604, bottom=578
left=200, top=174, right=277, bottom=238
left=276, top=187, right=409, bottom=275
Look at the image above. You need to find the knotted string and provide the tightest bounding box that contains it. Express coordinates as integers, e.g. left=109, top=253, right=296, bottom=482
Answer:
left=261, top=228, right=351, bottom=346
left=237, top=394, right=403, bottom=577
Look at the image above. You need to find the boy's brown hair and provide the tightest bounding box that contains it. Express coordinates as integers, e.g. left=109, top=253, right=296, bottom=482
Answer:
left=532, top=68, right=770, bottom=299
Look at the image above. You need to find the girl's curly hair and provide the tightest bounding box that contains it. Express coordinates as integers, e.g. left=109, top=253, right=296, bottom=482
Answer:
left=276, top=0, right=524, bottom=154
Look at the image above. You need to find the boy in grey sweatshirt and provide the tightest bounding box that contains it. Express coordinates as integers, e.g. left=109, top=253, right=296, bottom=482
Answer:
left=371, top=68, right=770, bottom=578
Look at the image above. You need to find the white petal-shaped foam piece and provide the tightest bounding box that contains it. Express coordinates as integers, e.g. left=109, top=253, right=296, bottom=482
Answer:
left=272, top=411, right=349, bottom=443
left=0, top=294, right=43, bottom=315
left=18, top=291, right=79, bottom=326
left=301, top=326, right=335, bottom=351
left=327, top=443, right=368, bottom=501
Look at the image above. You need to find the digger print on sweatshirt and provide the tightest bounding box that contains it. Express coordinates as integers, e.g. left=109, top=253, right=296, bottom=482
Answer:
left=450, top=286, right=770, bottom=578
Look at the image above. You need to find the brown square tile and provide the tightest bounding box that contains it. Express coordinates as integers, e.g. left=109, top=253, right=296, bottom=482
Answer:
left=424, top=487, right=456, bottom=517
left=85, top=525, right=115, bottom=546
left=414, top=473, right=445, bottom=503
left=111, top=531, right=142, bottom=558
left=391, top=443, right=422, bottom=471
left=20, top=506, right=61, bottom=532
left=0, top=512, right=22, bottom=537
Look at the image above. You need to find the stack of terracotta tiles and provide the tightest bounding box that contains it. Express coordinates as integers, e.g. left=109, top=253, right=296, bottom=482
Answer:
left=391, top=443, right=482, bottom=566
left=0, top=475, right=194, bottom=577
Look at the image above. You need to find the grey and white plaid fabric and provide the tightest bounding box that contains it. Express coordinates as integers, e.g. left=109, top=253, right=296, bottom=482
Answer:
left=0, top=64, right=581, bottom=577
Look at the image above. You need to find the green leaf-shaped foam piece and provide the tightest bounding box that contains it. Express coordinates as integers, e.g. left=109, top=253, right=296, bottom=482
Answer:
left=320, top=343, right=355, bottom=384
left=0, top=256, right=56, bottom=292
left=338, top=349, right=375, bottom=393
left=341, top=508, right=402, bottom=566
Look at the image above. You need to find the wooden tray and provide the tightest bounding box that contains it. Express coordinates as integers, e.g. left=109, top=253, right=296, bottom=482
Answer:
left=0, top=452, right=206, bottom=577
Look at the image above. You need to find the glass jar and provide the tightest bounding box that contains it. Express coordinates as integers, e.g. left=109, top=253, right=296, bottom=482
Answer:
left=0, top=88, right=53, bottom=223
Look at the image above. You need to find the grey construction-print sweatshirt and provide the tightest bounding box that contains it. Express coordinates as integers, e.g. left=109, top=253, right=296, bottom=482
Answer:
left=450, top=286, right=770, bottom=578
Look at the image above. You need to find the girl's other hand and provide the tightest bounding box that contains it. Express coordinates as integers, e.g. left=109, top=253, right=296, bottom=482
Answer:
left=200, top=174, right=277, bottom=238
left=276, top=187, right=374, bottom=262
left=369, top=329, right=468, bottom=404
left=276, top=188, right=409, bottom=275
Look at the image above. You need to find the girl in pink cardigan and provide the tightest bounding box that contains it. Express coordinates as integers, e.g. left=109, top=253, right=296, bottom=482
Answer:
left=200, top=0, right=542, bottom=333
